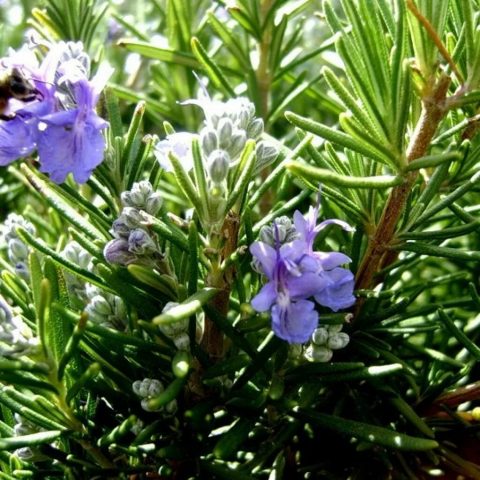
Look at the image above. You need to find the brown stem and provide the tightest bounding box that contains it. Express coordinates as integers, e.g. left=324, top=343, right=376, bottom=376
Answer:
left=355, top=75, right=451, bottom=299
left=201, top=211, right=240, bottom=362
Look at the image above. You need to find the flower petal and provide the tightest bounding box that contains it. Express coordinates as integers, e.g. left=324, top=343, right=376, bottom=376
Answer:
left=250, top=241, right=277, bottom=278
left=251, top=282, right=277, bottom=312
left=271, top=299, right=318, bottom=344
left=0, top=117, right=36, bottom=165
left=314, top=268, right=355, bottom=311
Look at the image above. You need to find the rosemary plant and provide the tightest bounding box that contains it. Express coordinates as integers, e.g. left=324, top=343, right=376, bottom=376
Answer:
left=0, top=1, right=479, bottom=479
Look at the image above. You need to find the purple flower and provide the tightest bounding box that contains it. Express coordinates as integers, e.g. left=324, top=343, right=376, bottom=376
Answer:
left=250, top=195, right=356, bottom=344
left=0, top=46, right=59, bottom=165
left=37, top=70, right=109, bottom=183
left=250, top=240, right=328, bottom=344
left=0, top=43, right=112, bottom=184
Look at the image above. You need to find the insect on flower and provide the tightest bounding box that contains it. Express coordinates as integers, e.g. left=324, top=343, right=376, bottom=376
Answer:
left=0, top=67, right=40, bottom=120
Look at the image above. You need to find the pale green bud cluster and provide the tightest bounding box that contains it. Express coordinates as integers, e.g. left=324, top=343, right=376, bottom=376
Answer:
left=0, top=296, right=39, bottom=358
left=197, top=97, right=278, bottom=183
left=84, top=285, right=127, bottom=330
left=158, top=302, right=190, bottom=351
left=304, top=324, right=350, bottom=363
left=132, top=378, right=177, bottom=413
left=2, top=213, right=36, bottom=280
left=62, top=241, right=92, bottom=303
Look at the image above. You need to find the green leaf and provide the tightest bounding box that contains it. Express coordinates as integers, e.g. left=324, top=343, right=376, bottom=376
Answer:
left=291, top=409, right=438, bottom=451
left=213, top=418, right=256, bottom=460
left=118, top=40, right=200, bottom=67
left=0, top=431, right=63, bottom=451
left=191, top=37, right=235, bottom=96
left=20, top=165, right=106, bottom=241
left=286, top=161, right=403, bottom=188
left=18, top=228, right=109, bottom=291
left=208, top=11, right=251, bottom=70
left=43, top=258, right=72, bottom=366
left=285, top=111, right=396, bottom=167
left=396, top=241, right=480, bottom=262
left=145, top=377, right=187, bottom=411
left=168, top=150, right=201, bottom=207
left=437, top=309, right=480, bottom=360
left=153, top=288, right=219, bottom=325
left=226, top=139, right=257, bottom=212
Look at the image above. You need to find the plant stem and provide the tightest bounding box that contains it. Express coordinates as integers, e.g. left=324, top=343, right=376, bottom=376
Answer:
left=355, top=75, right=451, bottom=296
left=201, top=212, right=240, bottom=362
left=256, top=0, right=274, bottom=120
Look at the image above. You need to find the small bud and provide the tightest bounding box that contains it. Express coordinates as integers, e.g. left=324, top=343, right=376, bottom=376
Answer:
left=200, top=128, right=218, bottom=155
left=122, top=207, right=144, bottom=229
left=128, top=229, right=157, bottom=255
left=208, top=149, right=230, bottom=184
left=305, top=345, right=333, bottom=363
left=104, top=238, right=136, bottom=265
left=15, top=262, right=29, bottom=280
left=111, top=217, right=131, bottom=238
left=228, top=131, right=247, bottom=158
left=87, top=295, right=112, bottom=316
left=63, top=242, right=91, bottom=269
left=8, top=238, right=28, bottom=263
left=327, top=332, right=350, bottom=350
left=311, top=327, right=329, bottom=346
left=247, top=118, right=264, bottom=139
left=217, top=118, right=234, bottom=149
left=173, top=333, right=190, bottom=351
left=132, top=378, right=164, bottom=398
left=237, top=108, right=251, bottom=130
left=0, top=297, right=12, bottom=324
left=122, top=181, right=154, bottom=208
left=255, top=141, right=278, bottom=171
left=145, top=192, right=163, bottom=216
left=259, top=216, right=297, bottom=246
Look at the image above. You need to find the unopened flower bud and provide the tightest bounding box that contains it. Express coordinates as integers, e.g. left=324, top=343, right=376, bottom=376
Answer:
left=122, top=181, right=154, bottom=208
left=247, top=118, right=264, bottom=139
left=208, top=149, right=230, bottom=184
left=200, top=128, right=218, bottom=155
left=111, top=218, right=131, bottom=238
left=173, top=333, right=190, bottom=351
left=228, top=131, right=247, bottom=158
left=0, top=297, right=12, bottom=324
left=128, top=229, right=157, bottom=255
left=305, top=345, right=333, bottom=363
left=255, top=141, right=278, bottom=171
left=237, top=108, right=251, bottom=130
left=8, top=238, right=28, bottom=263
left=122, top=207, right=144, bottom=229
left=217, top=118, right=234, bottom=149
left=15, top=262, right=29, bottom=280
left=104, top=238, right=136, bottom=265
left=88, top=295, right=112, bottom=316
left=311, top=327, right=329, bottom=346
left=132, top=378, right=164, bottom=398
left=145, top=192, right=163, bottom=216
left=63, top=242, right=91, bottom=269
left=259, top=216, right=297, bottom=245
left=327, top=332, right=350, bottom=350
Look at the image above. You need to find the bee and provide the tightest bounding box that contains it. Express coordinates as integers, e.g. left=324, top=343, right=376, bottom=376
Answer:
left=0, top=67, right=39, bottom=121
